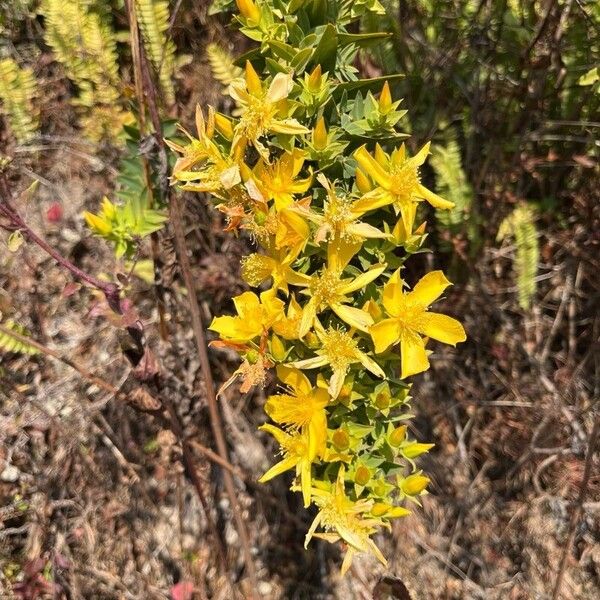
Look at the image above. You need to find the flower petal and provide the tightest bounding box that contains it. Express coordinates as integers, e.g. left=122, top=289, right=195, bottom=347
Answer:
left=400, top=333, right=429, bottom=379
left=356, top=350, right=386, bottom=378
left=354, top=146, right=391, bottom=189
left=339, top=264, right=386, bottom=295
left=417, top=183, right=454, bottom=209
left=352, top=189, right=394, bottom=214
left=370, top=318, right=401, bottom=354
left=419, top=312, right=466, bottom=345
left=409, top=270, right=451, bottom=307
left=346, top=221, right=389, bottom=239
left=331, top=304, right=374, bottom=333
left=271, top=118, right=310, bottom=135
left=267, top=72, right=292, bottom=103
left=299, top=297, right=317, bottom=338
left=290, top=355, right=329, bottom=370
left=276, top=364, right=312, bottom=395
left=259, top=456, right=297, bottom=483
left=382, top=269, right=403, bottom=317
left=300, top=458, right=312, bottom=507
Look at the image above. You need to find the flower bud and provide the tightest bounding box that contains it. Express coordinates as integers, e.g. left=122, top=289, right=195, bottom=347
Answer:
left=307, top=65, right=322, bottom=93
left=389, top=425, right=407, bottom=447
left=355, top=168, right=372, bottom=194
left=374, top=390, right=390, bottom=410
left=354, top=465, right=371, bottom=486
left=254, top=210, right=268, bottom=225
left=379, top=81, right=392, bottom=114
left=245, top=61, right=262, bottom=96
left=303, top=331, right=319, bottom=349
left=400, top=474, right=430, bottom=496
left=236, top=0, right=261, bottom=22
left=332, top=429, right=349, bottom=450
left=245, top=349, right=260, bottom=364
left=270, top=334, right=286, bottom=362
left=312, top=117, right=328, bottom=151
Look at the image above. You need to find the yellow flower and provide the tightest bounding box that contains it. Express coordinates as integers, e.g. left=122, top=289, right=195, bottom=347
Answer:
left=167, top=105, right=240, bottom=197
left=290, top=240, right=386, bottom=336
left=230, top=62, right=309, bottom=159
left=272, top=294, right=303, bottom=340
left=259, top=424, right=314, bottom=507
left=240, top=242, right=304, bottom=293
left=265, top=365, right=330, bottom=463
left=293, top=174, right=389, bottom=245
left=291, top=325, right=385, bottom=399
left=369, top=270, right=466, bottom=379
left=304, top=466, right=387, bottom=575
left=209, top=289, right=284, bottom=343
left=252, top=149, right=312, bottom=210
left=354, top=142, right=454, bottom=234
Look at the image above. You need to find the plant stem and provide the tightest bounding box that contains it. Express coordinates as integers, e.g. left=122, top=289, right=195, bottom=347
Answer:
left=169, top=192, right=260, bottom=597
left=0, top=184, right=121, bottom=312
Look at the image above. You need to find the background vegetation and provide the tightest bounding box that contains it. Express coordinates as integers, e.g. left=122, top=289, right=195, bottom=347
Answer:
left=1, top=1, right=598, bottom=598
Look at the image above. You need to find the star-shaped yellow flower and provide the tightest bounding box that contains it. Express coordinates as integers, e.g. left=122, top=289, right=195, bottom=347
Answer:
left=259, top=424, right=314, bottom=507
left=290, top=240, right=386, bottom=337
left=252, top=149, right=312, bottom=210
left=369, top=269, right=466, bottom=378
left=354, top=142, right=454, bottom=234
left=230, top=62, right=309, bottom=159
left=290, top=324, right=385, bottom=399
left=265, top=366, right=330, bottom=473
left=304, top=466, right=387, bottom=575
left=292, top=174, right=389, bottom=245
left=209, top=289, right=284, bottom=343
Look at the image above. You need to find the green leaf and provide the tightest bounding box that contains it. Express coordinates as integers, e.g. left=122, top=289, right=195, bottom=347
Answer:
left=334, top=73, right=404, bottom=96
left=7, top=231, right=25, bottom=252
left=579, top=67, right=599, bottom=87
left=0, top=319, right=39, bottom=355
left=338, top=32, right=392, bottom=48
left=311, top=24, right=338, bottom=72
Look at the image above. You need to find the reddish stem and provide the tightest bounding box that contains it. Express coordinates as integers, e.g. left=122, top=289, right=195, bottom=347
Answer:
left=0, top=191, right=121, bottom=313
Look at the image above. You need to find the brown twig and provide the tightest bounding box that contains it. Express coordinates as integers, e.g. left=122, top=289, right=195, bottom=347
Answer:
left=0, top=181, right=121, bottom=312
left=551, top=416, right=600, bottom=599
left=124, top=0, right=169, bottom=341
left=169, top=193, right=260, bottom=597
left=124, top=1, right=260, bottom=588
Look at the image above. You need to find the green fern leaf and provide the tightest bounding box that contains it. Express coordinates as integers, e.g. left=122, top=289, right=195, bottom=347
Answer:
left=41, top=0, right=129, bottom=142
left=0, top=320, right=40, bottom=355
left=430, top=133, right=478, bottom=250
left=497, top=204, right=539, bottom=310
left=0, top=58, right=40, bottom=143
left=136, top=0, right=176, bottom=105
left=206, top=42, right=243, bottom=89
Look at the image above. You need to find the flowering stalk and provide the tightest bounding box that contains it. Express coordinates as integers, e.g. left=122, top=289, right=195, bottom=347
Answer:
left=169, top=0, right=466, bottom=574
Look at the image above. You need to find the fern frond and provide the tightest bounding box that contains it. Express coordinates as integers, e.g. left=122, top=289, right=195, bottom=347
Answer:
left=497, top=204, right=539, bottom=309
left=41, top=0, right=128, bottom=142
left=0, top=320, right=40, bottom=355
left=430, top=134, right=478, bottom=251
left=135, top=0, right=176, bottom=105
left=206, top=42, right=243, bottom=89
left=0, top=58, right=40, bottom=143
